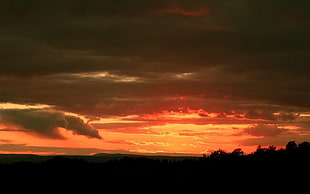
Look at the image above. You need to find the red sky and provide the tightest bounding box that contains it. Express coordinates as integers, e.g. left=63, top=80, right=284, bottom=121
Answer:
left=0, top=0, right=310, bottom=156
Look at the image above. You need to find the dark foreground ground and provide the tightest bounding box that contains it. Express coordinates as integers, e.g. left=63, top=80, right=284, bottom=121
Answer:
left=1, top=143, right=309, bottom=192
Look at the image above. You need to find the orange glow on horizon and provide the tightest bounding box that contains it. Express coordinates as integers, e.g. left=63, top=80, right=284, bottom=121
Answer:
left=0, top=105, right=304, bottom=156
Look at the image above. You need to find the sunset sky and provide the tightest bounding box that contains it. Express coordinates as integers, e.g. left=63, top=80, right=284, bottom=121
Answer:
left=0, top=0, right=310, bottom=156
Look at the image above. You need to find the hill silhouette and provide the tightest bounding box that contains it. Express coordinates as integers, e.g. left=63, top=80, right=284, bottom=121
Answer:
left=0, top=140, right=309, bottom=192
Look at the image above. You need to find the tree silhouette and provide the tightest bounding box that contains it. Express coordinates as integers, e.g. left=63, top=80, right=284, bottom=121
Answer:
left=267, top=145, right=277, bottom=152
left=254, top=145, right=277, bottom=155
left=209, top=149, right=227, bottom=159
left=231, top=148, right=244, bottom=156
left=286, top=141, right=297, bottom=152
left=298, top=141, right=310, bottom=152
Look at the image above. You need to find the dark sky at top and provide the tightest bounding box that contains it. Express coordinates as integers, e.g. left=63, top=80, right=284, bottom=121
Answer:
left=0, top=0, right=309, bottom=117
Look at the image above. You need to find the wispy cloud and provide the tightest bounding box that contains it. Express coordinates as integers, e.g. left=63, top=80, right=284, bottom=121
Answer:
left=153, top=4, right=210, bottom=16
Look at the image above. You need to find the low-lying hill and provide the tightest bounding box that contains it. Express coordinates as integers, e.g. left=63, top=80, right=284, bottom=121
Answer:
left=1, top=141, right=309, bottom=192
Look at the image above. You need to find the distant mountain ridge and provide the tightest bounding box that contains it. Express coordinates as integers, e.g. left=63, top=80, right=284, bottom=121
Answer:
left=1, top=143, right=310, bottom=192
left=0, top=153, right=200, bottom=164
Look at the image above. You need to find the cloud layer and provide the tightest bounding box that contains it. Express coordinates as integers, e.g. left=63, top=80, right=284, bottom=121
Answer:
left=0, top=0, right=309, bottom=117
left=0, top=109, right=101, bottom=139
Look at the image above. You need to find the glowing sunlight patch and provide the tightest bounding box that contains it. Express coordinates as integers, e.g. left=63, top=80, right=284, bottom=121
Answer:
left=0, top=103, right=52, bottom=110
left=174, top=72, right=195, bottom=79
left=94, top=115, right=143, bottom=124
left=68, top=71, right=143, bottom=83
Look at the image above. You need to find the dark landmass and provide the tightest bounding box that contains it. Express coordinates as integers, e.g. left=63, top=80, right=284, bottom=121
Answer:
left=1, top=141, right=309, bottom=192
left=0, top=152, right=199, bottom=163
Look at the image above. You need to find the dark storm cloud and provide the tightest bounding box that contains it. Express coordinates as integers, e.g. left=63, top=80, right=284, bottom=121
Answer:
left=245, top=109, right=277, bottom=121
left=1, top=0, right=308, bottom=76
left=0, top=109, right=101, bottom=139
left=0, top=0, right=310, bottom=116
left=65, top=115, right=101, bottom=138
left=0, top=72, right=308, bottom=119
left=244, top=124, right=288, bottom=137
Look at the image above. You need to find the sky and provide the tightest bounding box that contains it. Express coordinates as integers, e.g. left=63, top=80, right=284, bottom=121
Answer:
left=0, top=0, right=310, bottom=156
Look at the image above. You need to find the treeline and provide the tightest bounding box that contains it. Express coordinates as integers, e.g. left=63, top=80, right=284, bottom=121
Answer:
left=208, top=140, right=310, bottom=158
left=0, top=141, right=309, bottom=191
